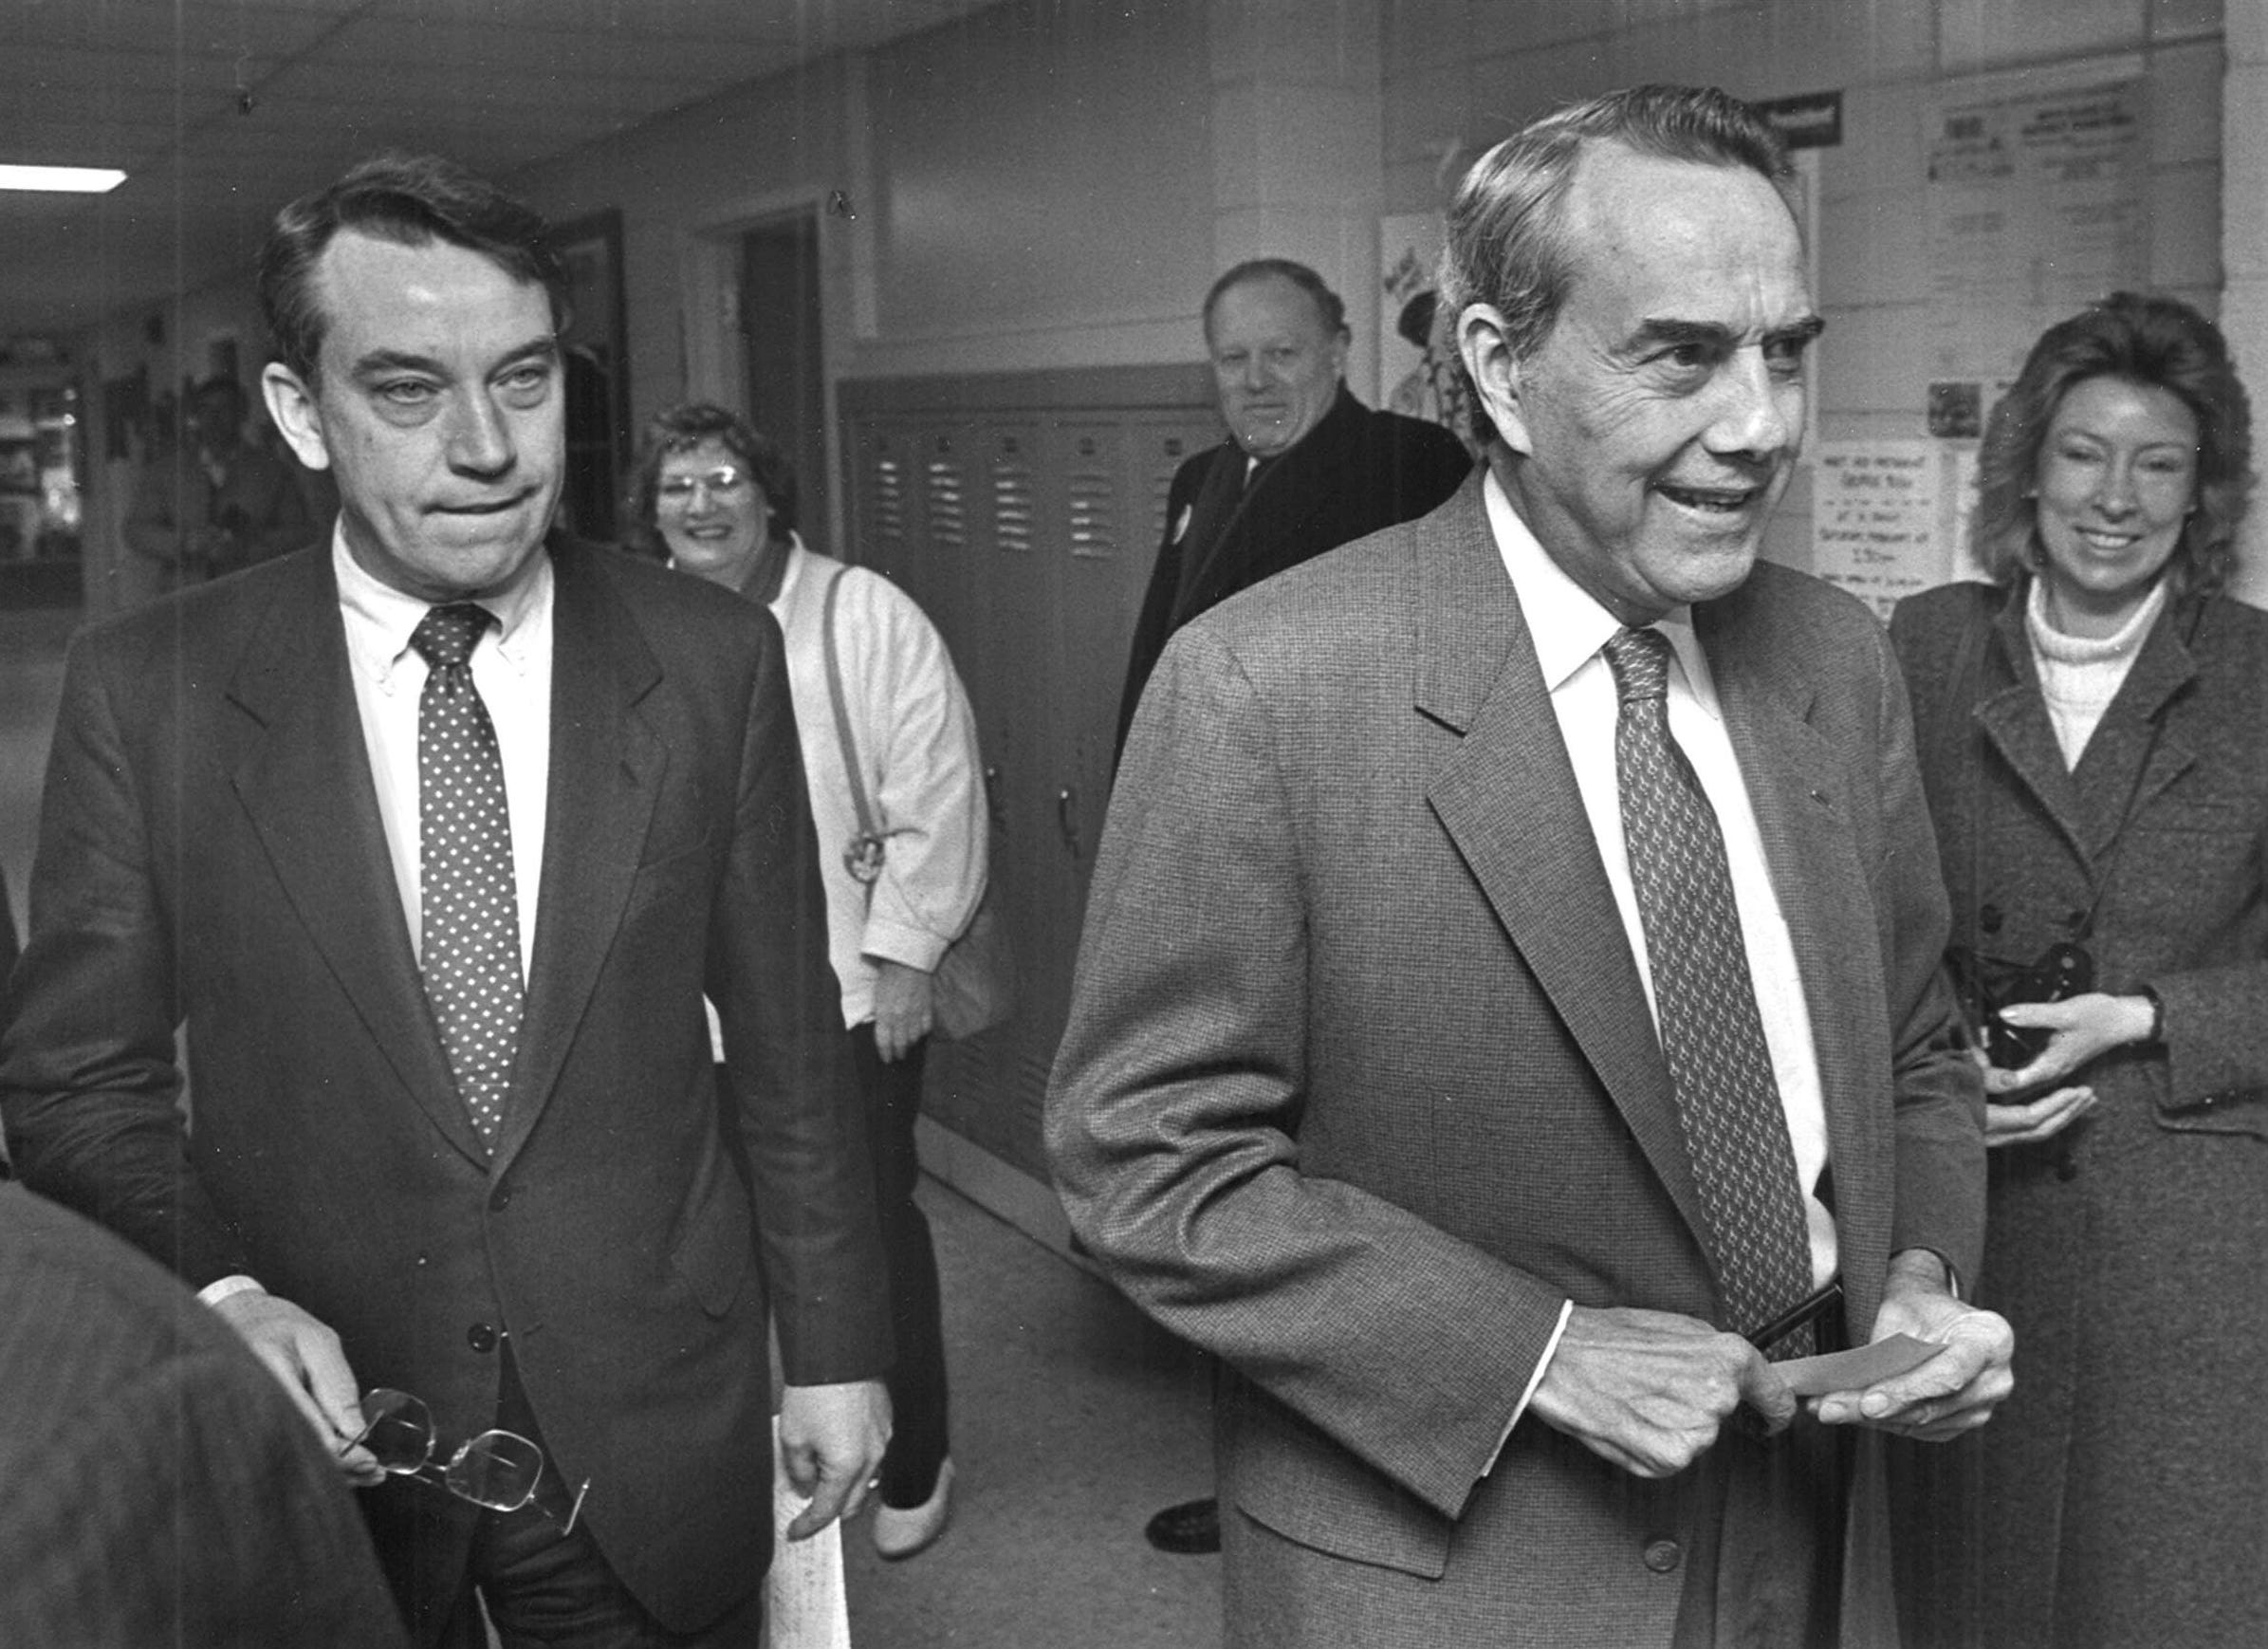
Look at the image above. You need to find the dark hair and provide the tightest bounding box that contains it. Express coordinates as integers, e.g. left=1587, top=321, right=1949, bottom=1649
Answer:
left=629, top=402, right=799, bottom=558
left=1439, top=84, right=1792, bottom=449
left=1972, top=291, right=2253, bottom=596
left=1201, top=258, right=1349, bottom=344
left=257, top=152, right=567, bottom=385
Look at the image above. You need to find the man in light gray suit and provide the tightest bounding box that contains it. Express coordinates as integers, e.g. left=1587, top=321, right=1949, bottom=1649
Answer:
left=1048, top=85, right=2015, bottom=1647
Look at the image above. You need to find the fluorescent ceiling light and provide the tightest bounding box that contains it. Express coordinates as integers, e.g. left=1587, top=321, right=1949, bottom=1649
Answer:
left=0, top=165, right=127, bottom=194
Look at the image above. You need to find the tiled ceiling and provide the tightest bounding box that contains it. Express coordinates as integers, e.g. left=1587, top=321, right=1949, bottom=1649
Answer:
left=0, top=0, right=1002, bottom=339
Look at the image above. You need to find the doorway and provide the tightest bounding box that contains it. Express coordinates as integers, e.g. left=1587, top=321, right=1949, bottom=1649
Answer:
left=737, top=211, right=828, bottom=555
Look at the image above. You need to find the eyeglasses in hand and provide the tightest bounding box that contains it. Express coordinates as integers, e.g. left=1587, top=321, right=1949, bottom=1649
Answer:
left=343, top=1388, right=590, bottom=1536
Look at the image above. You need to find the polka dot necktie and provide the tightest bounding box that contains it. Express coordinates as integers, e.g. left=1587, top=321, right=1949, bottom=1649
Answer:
left=411, top=604, right=525, bottom=1153
left=1602, top=627, right=1816, bottom=1357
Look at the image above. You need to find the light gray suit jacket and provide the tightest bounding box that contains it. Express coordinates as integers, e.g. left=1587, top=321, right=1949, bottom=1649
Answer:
left=1048, top=474, right=1982, bottom=1647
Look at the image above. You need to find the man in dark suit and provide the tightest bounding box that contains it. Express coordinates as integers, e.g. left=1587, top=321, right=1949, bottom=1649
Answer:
left=1051, top=86, right=2015, bottom=1646
left=1115, top=256, right=1469, bottom=758
left=0, top=1171, right=410, bottom=1648
left=0, top=154, right=891, bottom=1647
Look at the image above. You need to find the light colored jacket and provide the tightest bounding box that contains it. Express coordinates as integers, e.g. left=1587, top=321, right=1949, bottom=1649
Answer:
left=768, top=538, right=988, bottom=1028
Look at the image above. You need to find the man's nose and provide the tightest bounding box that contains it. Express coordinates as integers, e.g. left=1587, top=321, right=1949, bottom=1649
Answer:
left=445, top=389, right=516, bottom=477
left=1705, top=351, right=1796, bottom=460
left=1242, top=354, right=1272, bottom=392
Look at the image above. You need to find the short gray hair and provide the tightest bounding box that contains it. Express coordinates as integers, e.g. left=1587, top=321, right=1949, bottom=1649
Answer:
left=1438, top=84, right=1792, bottom=448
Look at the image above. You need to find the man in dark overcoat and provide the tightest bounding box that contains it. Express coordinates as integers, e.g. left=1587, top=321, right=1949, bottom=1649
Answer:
left=1114, top=256, right=1471, bottom=760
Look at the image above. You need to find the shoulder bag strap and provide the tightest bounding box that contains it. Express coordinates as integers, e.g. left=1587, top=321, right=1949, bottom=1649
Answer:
left=821, top=566, right=881, bottom=842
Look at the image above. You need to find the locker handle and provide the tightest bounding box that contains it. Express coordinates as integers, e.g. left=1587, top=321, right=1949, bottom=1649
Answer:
left=1058, top=786, right=1081, bottom=861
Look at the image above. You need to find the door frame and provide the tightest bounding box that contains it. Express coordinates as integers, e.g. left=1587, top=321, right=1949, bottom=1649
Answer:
left=678, top=187, right=842, bottom=558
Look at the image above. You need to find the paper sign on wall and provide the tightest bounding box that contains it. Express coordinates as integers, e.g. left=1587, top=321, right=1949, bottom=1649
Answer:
left=1926, top=74, right=2145, bottom=383
left=1813, top=442, right=1945, bottom=621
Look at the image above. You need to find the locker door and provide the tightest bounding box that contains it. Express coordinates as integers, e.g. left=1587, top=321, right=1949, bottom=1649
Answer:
left=843, top=417, right=917, bottom=586
left=922, top=419, right=1053, bottom=1170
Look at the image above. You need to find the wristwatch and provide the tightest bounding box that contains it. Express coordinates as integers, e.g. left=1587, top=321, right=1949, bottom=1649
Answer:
left=2137, top=983, right=2167, bottom=1047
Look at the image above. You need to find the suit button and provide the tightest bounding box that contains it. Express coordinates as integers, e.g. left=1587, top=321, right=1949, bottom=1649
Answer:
left=489, top=1185, right=512, bottom=1213
left=467, top=1323, right=499, bottom=1354
left=1643, top=1539, right=1682, bottom=1573
left=2056, top=1156, right=2080, bottom=1182
left=1979, top=904, right=2003, bottom=935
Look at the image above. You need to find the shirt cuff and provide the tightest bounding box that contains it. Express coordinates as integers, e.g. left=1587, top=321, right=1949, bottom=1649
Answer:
left=1485, top=1297, right=1576, bottom=1476
left=862, top=914, right=950, bottom=973
left=198, top=1273, right=266, bottom=1309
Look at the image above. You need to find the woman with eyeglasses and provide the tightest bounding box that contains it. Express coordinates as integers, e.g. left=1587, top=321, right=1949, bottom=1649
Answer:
left=1888, top=292, right=2268, bottom=1648
left=633, top=403, right=988, bottom=1560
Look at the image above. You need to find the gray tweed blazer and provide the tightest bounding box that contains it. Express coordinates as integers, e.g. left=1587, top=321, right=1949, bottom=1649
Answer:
left=1049, top=472, right=1982, bottom=1647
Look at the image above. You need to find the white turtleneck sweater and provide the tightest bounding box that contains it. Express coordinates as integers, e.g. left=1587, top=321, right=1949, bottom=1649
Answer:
left=2027, top=575, right=2169, bottom=768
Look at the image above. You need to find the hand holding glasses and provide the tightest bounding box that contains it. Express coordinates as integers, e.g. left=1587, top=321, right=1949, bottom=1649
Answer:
left=342, top=1388, right=590, bottom=1536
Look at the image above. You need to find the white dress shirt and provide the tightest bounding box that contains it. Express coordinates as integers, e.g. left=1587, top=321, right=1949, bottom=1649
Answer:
left=1481, top=469, right=1835, bottom=1448
left=334, top=528, right=555, bottom=977
left=1484, top=472, right=1835, bottom=1285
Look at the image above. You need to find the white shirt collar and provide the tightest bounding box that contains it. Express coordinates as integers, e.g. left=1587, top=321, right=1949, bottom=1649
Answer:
left=333, top=520, right=554, bottom=687
left=1482, top=466, right=1724, bottom=722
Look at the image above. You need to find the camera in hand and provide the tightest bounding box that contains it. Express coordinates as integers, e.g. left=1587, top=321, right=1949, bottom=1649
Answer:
left=1970, top=940, right=2095, bottom=1069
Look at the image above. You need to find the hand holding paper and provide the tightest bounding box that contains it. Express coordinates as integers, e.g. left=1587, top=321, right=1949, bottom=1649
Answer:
left=1777, top=1334, right=1944, bottom=1398
left=1811, top=1250, right=2015, bottom=1441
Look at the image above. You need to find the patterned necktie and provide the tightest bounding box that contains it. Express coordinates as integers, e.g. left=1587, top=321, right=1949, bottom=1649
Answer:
left=410, top=603, right=525, bottom=1151
left=1602, top=626, right=1816, bottom=1357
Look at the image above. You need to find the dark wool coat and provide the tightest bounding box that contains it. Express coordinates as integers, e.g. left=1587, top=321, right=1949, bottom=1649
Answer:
left=1889, top=577, right=2268, bottom=1649
left=1114, top=385, right=1471, bottom=757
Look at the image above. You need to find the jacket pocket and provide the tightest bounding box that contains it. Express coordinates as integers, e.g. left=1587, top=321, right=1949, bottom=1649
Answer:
left=1222, top=1377, right=1454, bottom=1580
left=669, top=1185, right=752, bottom=1318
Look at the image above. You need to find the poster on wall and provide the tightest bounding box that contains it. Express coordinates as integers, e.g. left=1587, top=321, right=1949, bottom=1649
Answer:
left=1378, top=213, right=1459, bottom=435
left=1925, top=70, right=2146, bottom=384
left=1812, top=440, right=1948, bottom=620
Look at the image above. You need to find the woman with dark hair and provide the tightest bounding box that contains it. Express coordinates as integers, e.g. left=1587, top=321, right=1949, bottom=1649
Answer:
left=1890, top=292, right=2268, bottom=1646
left=635, top=403, right=988, bottom=1560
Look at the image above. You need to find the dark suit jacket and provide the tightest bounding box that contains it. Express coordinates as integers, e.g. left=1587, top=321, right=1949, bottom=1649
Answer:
left=0, top=1179, right=408, bottom=1648
left=0, top=536, right=891, bottom=1638
left=1115, top=385, right=1470, bottom=754
left=1049, top=475, right=1982, bottom=1647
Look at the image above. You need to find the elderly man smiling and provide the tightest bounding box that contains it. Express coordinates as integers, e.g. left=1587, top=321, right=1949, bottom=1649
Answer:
left=1052, top=85, right=2014, bottom=1647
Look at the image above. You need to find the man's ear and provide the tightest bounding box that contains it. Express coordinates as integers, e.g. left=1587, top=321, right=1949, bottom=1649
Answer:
left=262, top=361, right=334, bottom=472
left=1327, top=326, right=1351, bottom=381
left=1456, top=302, right=1532, bottom=456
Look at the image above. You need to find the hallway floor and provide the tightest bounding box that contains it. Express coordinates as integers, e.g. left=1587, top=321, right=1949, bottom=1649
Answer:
left=842, top=1177, right=1223, bottom=1648
left=0, top=601, right=1226, bottom=1649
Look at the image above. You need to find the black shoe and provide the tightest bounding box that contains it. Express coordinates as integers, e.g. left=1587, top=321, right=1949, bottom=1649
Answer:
left=1144, top=1495, right=1220, bottom=1555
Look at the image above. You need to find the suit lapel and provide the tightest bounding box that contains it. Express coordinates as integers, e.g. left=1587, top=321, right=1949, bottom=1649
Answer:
left=1698, top=596, right=1886, bottom=1259
left=1972, top=590, right=2093, bottom=862
left=2068, top=599, right=2199, bottom=862
left=492, top=541, right=667, bottom=1168
left=1171, top=443, right=1250, bottom=612
left=223, top=551, right=481, bottom=1161
left=1416, top=483, right=1712, bottom=1247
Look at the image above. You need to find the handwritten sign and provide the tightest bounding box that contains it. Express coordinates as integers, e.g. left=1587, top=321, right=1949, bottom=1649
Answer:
left=1813, top=442, right=1945, bottom=620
